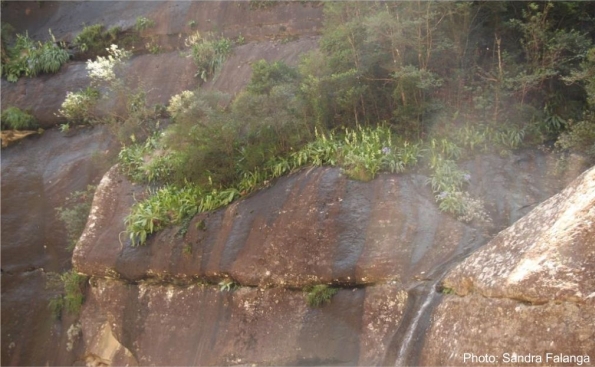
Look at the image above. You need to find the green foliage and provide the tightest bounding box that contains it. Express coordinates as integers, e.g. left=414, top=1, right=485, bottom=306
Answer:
left=304, top=285, right=339, bottom=307
left=440, top=286, right=455, bottom=295
left=247, top=60, right=299, bottom=95
left=2, top=30, right=69, bottom=82
left=73, top=23, right=120, bottom=55
left=428, top=158, right=467, bottom=194
left=218, top=279, right=236, bottom=292
left=125, top=185, right=202, bottom=245
left=47, top=270, right=88, bottom=318
left=185, top=32, right=232, bottom=82
left=249, top=0, right=278, bottom=11
left=118, top=137, right=176, bottom=184
left=55, top=185, right=96, bottom=250
left=556, top=118, right=595, bottom=159
left=1, top=107, right=38, bottom=130
left=57, top=87, right=100, bottom=124
left=188, top=20, right=197, bottom=29
left=135, top=16, right=155, bottom=31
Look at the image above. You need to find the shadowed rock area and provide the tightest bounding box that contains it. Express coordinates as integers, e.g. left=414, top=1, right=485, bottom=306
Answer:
left=421, top=166, right=595, bottom=366
left=1, top=127, right=117, bottom=366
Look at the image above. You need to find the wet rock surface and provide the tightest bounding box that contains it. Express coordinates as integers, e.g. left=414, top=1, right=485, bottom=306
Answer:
left=422, top=166, right=595, bottom=366
left=80, top=278, right=407, bottom=366
left=1, top=127, right=117, bottom=366
left=3, top=2, right=594, bottom=365
left=70, top=150, right=590, bottom=365
left=74, top=151, right=582, bottom=288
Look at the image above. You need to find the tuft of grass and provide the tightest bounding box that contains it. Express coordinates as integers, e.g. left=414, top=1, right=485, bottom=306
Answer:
left=1, top=106, right=38, bottom=130
left=185, top=32, right=233, bottom=82
left=304, top=284, right=339, bottom=307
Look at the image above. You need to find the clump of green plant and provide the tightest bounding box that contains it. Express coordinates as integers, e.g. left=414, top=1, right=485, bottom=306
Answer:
left=185, top=31, right=232, bottom=81
left=439, top=286, right=455, bottom=295
left=2, top=30, right=69, bottom=82
left=125, top=185, right=202, bottom=245
left=1, top=106, right=38, bottom=130
left=555, top=118, right=595, bottom=159
left=146, top=40, right=162, bottom=54
left=187, top=20, right=197, bottom=29
left=72, top=23, right=121, bottom=55
left=55, top=185, right=96, bottom=250
left=249, top=0, right=278, bottom=10
left=47, top=270, right=88, bottom=319
left=57, top=87, right=100, bottom=124
left=304, top=284, right=339, bottom=307
left=135, top=16, right=155, bottom=32
left=118, top=133, right=176, bottom=183
left=218, top=279, right=236, bottom=292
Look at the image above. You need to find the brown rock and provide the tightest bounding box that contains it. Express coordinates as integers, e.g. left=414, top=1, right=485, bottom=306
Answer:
left=422, top=166, right=595, bottom=366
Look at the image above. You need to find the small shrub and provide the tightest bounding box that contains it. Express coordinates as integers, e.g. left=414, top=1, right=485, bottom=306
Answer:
left=188, top=20, right=197, bottom=29
left=135, top=16, right=155, bottom=32
left=55, top=185, right=96, bottom=250
left=428, top=158, right=467, bottom=193
left=146, top=40, right=161, bottom=54
left=1, top=107, right=38, bottom=130
left=57, top=87, right=100, bottom=124
left=2, top=30, right=69, bottom=82
left=247, top=60, right=299, bottom=95
left=304, top=284, right=338, bottom=307
left=555, top=118, right=595, bottom=159
left=61, top=270, right=88, bottom=314
left=73, top=23, right=120, bottom=55
left=185, top=32, right=232, bottom=81
left=47, top=270, right=88, bottom=318
left=86, top=44, right=131, bottom=87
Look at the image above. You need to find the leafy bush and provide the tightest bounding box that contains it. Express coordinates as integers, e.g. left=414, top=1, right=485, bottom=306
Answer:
left=135, top=16, right=155, bottom=31
left=118, top=134, right=176, bottom=183
left=47, top=270, right=88, bottom=318
left=55, top=185, right=96, bottom=250
left=304, top=285, right=339, bottom=307
left=86, top=44, right=131, bottom=87
left=1, top=107, right=38, bottom=130
left=72, top=24, right=121, bottom=56
left=428, top=158, right=467, bottom=194
left=185, top=32, right=232, bottom=81
left=247, top=60, right=299, bottom=95
left=2, top=30, right=69, bottom=82
left=57, top=87, right=100, bottom=124
left=555, top=118, right=595, bottom=159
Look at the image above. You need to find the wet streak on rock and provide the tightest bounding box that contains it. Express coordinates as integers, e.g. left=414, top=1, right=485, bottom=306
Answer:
left=332, top=179, right=373, bottom=282
left=294, top=289, right=366, bottom=366
left=355, top=175, right=406, bottom=283
left=1, top=127, right=116, bottom=365
left=220, top=172, right=299, bottom=272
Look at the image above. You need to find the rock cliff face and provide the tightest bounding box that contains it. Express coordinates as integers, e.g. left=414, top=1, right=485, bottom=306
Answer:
left=67, top=151, right=590, bottom=365
left=1, top=1, right=322, bottom=127
left=421, top=167, right=595, bottom=366
left=2, top=2, right=594, bottom=366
